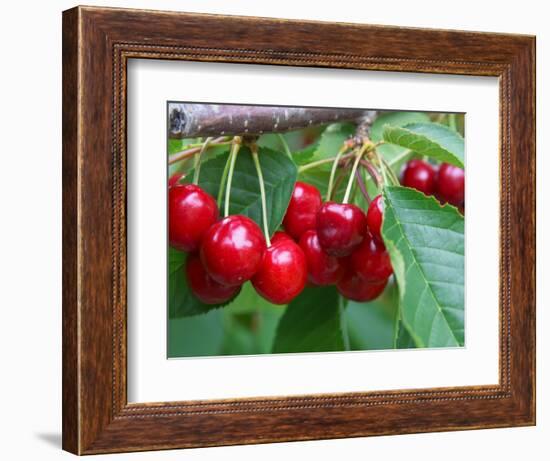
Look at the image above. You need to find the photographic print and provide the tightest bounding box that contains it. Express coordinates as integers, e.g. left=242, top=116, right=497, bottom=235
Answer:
left=167, top=103, right=465, bottom=358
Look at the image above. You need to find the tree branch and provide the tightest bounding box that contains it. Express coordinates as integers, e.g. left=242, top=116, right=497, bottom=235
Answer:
left=169, top=103, right=371, bottom=138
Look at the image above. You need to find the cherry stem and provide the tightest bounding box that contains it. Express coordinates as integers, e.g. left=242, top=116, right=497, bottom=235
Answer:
left=251, top=145, right=271, bottom=247
left=355, top=168, right=371, bottom=204
left=222, top=136, right=242, bottom=216
left=343, top=143, right=370, bottom=204
left=360, top=159, right=382, bottom=187
left=168, top=136, right=231, bottom=165
left=277, top=134, right=293, bottom=160
left=327, top=145, right=351, bottom=201
left=192, top=137, right=213, bottom=184
left=297, top=151, right=355, bottom=173
left=381, top=156, right=400, bottom=186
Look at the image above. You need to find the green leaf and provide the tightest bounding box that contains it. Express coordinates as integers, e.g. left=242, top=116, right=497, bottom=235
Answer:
left=346, top=280, right=400, bottom=350
left=168, top=309, right=225, bottom=357
left=371, top=111, right=430, bottom=160
left=184, top=146, right=297, bottom=235
left=395, top=320, right=417, bottom=349
left=272, top=286, right=344, bottom=353
left=382, top=186, right=465, bottom=348
left=169, top=248, right=237, bottom=318
left=382, top=122, right=464, bottom=168
left=315, top=123, right=355, bottom=159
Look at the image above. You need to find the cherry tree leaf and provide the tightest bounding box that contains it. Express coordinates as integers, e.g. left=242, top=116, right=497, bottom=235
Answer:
left=383, top=122, right=464, bottom=168
left=272, top=286, right=345, bottom=353
left=185, top=146, right=297, bottom=235
left=382, top=186, right=465, bottom=347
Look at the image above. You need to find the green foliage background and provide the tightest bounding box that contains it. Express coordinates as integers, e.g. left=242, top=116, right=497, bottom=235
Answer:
left=168, top=110, right=465, bottom=358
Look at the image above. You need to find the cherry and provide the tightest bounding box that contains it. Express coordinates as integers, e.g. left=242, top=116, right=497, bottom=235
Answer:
left=351, top=232, right=393, bottom=282
left=298, top=229, right=344, bottom=286
left=316, top=202, right=367, bottom=257
left=252, top=236, right=307, bottom=304
left=200, top=215, right=266, bottom=286
left=337, top=269, right=388, bottom=302
left=186, top=253, right=240, bottom=304
left=283, top=181, right=322, bottom=240
left=366, top=195, right=384, bottom=242
left=436, top=163, right=465, bottom=207
left=169, top=184, right=219, bottom=252
left=168, top=172, right=184, bottom=188
left=271, top=231, right=294, bottom=245
left=401, top=159, right=437, bottom=195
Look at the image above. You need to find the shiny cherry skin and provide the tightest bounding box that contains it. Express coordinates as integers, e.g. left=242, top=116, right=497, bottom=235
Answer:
left=169, top=184, right=219, bottom=252
left=298, top=229, right=344, bottom=286
left=186, top=253, right=240, bottom=304
left=200, top=215, right=266, bottom=286
left=168, top=172, right=184, bottom=188
left=337, top=269, right=388, bottom=302
left=351, top=232, right=393, bottom=283
left=251, top=237, right=307, bottom=305
left=366, top=195, right=384, bottom=242
left=436, top=163, right=465, bottom=207
left=283, top=181, right=323, bottom=240
left=401, top=159, right=437, bottom=195
left=271, top=231, right=294, bottom=246
left=316, top=202, right=367, bottom=257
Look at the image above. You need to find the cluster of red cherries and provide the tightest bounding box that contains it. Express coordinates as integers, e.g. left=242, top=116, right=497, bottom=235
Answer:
left=401, top=159, right=465, bottom=210
left=169, top=157, right=464, bottom=307
left=169, top=177, right=392, bottom=306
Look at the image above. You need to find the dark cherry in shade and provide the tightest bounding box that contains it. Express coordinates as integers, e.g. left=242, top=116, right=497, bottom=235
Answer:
left=401, top=159, right=437, bottom=195
left=316, top=202, right=367, bottom=257
left=299, top=229, right=344, bottom=286
left=200, top=215, right=266, bottom=286
left=186, top=253, right=240, bottom=304
left=337, top=269, right=388, bottom=302
left=168, top=172, right=184, bottom=187
left=351, top=232, right=393, bottom=283
left=168, top=184, right=218, bottom=252
left=252, top=237, right=307, bottom=304
left=436, top=163, right=465, bottom=207
left=283, top=181, right=322, bottom=240
left=366, top=195, right=384, bottom=242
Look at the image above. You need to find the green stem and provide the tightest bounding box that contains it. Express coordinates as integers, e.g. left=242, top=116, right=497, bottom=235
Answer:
left=277, top=134, right=293, bottom=160
left=193, top=137, right=213, bottom=184
left=223, top=136, right=242, bottom=217
left=373, top=147, right=389, bottom=186
left=448, top=113, right=458, bottom=131
left=327, top=145, right=350, bottom=201
left=381, top=157, right=400, bottom=186
left=251, top=145, right=271, bottom=247
left=298, top=151, right=355, bottom=173
left=342, top=148, right=365, bottom=204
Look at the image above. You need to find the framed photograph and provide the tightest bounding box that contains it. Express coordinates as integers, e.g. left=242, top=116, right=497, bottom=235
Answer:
left=62, top=6, right=536, bottom=455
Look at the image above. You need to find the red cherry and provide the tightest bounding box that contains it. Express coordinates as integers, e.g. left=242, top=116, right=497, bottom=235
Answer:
left=283, top=181, right=322, bottom=240
left=168, top=172, right=184, bottom=188
left=252, top=238, right=307, bottom=305
left=436, top=163, right=465, bottom=207
left=351, top=232, right=393, bottom=282
left=337, top=269, right=388, bottom=302
left=200, top=215, right=266, bottom=286
left=298, top=230, right=344, bottom=286
left=366, top=195, right=384, bottom=242
left=169, top=184, right=219, bottom=252
left=316, top=202, right=367, bottom=257
left=401, top=159, right=437, bottom=195
left=186, top=254, right=240, bottom=304
left=271, top=231, right=294, bottom=246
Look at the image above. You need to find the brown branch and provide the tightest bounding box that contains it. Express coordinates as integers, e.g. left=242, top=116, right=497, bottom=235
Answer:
left=169, top=103, right=369, bottom=138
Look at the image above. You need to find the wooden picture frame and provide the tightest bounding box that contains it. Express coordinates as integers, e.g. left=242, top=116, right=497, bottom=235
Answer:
left=62, top=5, right=536, bottom=455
